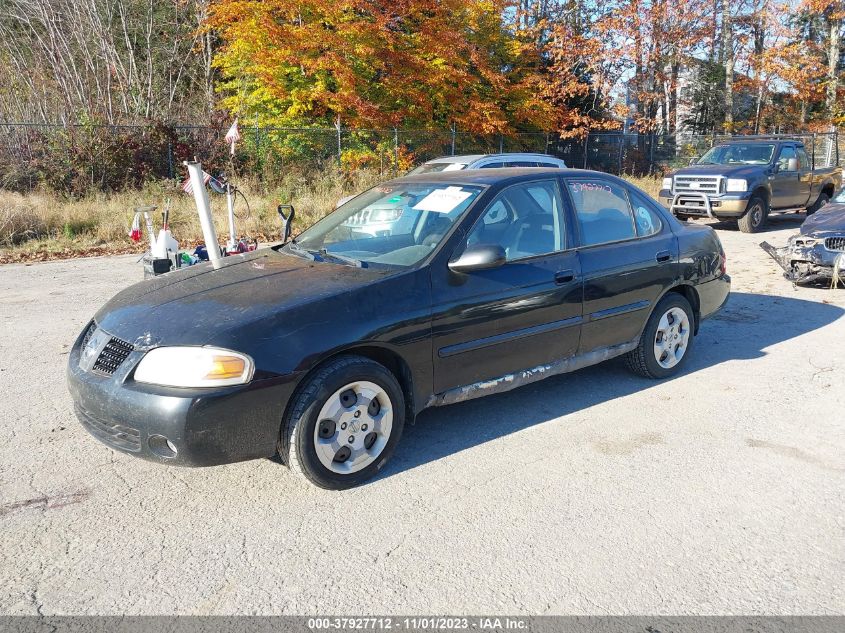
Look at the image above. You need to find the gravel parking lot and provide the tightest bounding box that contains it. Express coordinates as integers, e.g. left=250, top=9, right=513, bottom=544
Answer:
left=1, top=216, right=843, bottom=615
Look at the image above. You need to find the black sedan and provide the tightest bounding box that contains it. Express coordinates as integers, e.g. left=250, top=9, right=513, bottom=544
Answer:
left=68, top=169, right=730, bottom=489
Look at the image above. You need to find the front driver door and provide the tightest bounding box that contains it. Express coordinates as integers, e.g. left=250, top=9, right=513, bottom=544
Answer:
left=430, top=178, right=583, bottom=394
left=771, top=145, right=803, bottom=208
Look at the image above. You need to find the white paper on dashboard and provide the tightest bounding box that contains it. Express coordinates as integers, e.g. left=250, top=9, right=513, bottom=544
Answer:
left=412, top=186, right=472, bottom=213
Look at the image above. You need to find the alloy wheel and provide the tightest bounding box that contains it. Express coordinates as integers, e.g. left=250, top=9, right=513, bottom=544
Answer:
left=653, top=307, right=691, bottom=369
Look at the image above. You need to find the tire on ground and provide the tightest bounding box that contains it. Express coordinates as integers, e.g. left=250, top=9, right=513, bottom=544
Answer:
left=626, top=292, right=695, bottom=379
left=280, top=355, right=405, bottom=490
left=737, top=194, right=768, bottom=233
left=807, top=192, right=830, bottom=216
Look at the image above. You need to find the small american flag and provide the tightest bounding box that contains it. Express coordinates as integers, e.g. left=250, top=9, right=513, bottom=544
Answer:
left=225, top=118, right=240, bottom=155
left=181, top=170, right=212, bottom=194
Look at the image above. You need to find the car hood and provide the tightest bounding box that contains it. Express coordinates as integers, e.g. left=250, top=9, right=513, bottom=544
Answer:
left=673, top=164, right=765, bottom=179
left=800, top=202, right=845, bottom=237
left=94, top=248, right=392, bottom=349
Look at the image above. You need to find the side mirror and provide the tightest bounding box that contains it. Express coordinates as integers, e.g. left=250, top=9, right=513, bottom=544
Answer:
left=448, top=244, right=507, bottom=274
left=787, top=157, right=799, bottom=172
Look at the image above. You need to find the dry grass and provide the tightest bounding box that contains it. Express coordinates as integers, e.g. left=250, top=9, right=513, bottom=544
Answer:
left=0, top=170, right=662, bottom=262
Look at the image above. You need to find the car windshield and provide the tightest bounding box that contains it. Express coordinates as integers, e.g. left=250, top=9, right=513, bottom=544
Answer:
left=834, top=188, right=845, bottom=203
left=288, top=182, right=483, bottom=267
left=407, top=162, right=467, bottom=175
left=697, top=143, right=776, bottom=165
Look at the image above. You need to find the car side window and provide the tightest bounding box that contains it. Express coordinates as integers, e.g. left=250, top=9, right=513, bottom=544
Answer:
left=797, top=148, right=811, bottom=171
left=536, top=161, right=561, bottom=168
left=566, top=179, right=637, bottom=246
left=628, top=190, right=664, bottom=237
left=464, top=180, right=565, bottom=260
left=778, top=146, right=797, bottom=171
left=479, top=162, right=505, bottom=169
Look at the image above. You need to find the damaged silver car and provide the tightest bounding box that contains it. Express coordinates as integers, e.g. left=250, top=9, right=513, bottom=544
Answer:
left=761, top=187, right=845, bottom=285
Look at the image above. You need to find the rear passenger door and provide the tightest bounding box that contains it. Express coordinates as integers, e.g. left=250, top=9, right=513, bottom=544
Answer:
left=564, top=178, right=678, bottom=353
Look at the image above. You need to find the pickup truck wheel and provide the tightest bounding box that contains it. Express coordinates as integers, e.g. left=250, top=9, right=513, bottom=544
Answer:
left=626, top=294, right=695, bottom=379
left=281, top=355, right=405, bottom=490
left=737, top=196, right=767, bottom=233
left=807, top=193, right=829, bottom=216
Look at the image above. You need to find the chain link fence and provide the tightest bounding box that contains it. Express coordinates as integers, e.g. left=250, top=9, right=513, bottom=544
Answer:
left=0, top=122, right=840, bottom=194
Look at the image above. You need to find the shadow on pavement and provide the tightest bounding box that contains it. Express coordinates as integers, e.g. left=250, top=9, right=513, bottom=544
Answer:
left=378, top=291, right=843, bottom=480
left=703, top=213, right=807, bottom=233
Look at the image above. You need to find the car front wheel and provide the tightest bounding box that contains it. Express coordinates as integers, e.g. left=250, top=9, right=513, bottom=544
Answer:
left=281, top=355, right=405, bottom=489
left=626, top=293, right=695, bottom=379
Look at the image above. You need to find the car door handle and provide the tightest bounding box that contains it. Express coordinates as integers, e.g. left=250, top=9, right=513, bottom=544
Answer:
left=554, top=269, right=576, bottom=284
left=655, top=250, right=672, bottom=263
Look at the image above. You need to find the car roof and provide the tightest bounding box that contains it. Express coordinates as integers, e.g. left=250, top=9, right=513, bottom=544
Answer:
left=424, top=153, right=563, bottom=165
left=388, top=167, right=620, bottom=187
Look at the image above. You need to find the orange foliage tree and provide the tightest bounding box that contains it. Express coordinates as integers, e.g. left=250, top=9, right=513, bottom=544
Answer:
left=208, top=0, right=552, bottom=134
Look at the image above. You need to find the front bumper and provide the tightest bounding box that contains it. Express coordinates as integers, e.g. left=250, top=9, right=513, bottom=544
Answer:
left=659, top=189, right=750, bottom=218
left=760, top=239, right=844, bottom=284
left=67, top=324, right=299, bottom=466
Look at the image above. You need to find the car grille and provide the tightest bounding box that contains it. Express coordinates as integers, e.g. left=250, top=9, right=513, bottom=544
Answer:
left=92, top=335, right=134, bottom=376
left=673, top=175, right=722, bottom=195
left=74, top=404, right=141, bottom=452
left=824, top=237, right=845, bottom=252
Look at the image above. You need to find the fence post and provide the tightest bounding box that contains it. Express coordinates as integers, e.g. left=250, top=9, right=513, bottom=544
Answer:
left=451, top=123, right=456, bottom=156
left=649, top=133, right=655, bottom=175
left=393, top=127, right=399, bottom=171
left=583, top=132, right=589, bottom=169
left=618, top=135, right=624, bottom=174
left=545, top=131, right=550, bottom=154
left=499, top=135, right=504, bottom=153
left=335, top=117, right=342, bottom=166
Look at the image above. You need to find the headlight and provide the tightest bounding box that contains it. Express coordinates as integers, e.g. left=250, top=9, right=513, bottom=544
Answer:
left=134, top=346, right=254, bottom=388
left=662, top=177, right=673, bottom=190
left=726, top=179, right=748, bottom=192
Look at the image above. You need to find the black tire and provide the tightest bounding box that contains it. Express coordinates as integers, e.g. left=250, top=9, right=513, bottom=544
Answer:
left=807, top=192, right=829, bottom=216
left=626, top=293, right=695, bottom=379
left=737, top=195, right=768, bottom=233
left=280, top=355, right=405, bottom=490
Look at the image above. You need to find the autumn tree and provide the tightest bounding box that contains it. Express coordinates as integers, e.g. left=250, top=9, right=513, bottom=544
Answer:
left=208, top=0, right=553, bottom=135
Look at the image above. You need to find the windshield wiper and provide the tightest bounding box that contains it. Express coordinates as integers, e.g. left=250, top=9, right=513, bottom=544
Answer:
left=320, top=249, right=365, bottom=267
left=285, top=240, right=318, bottom=261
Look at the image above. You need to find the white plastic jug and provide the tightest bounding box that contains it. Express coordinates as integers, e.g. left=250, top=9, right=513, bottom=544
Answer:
left=153, top=229, right=178, bottom=259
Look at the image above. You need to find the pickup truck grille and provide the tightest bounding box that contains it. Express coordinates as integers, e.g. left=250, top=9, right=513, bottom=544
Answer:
left=824, top=237, right=845, bottom=252
left=673, top=175, right=722, bottom=196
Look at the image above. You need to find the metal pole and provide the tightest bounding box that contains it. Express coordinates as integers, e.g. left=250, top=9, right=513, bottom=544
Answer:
left=451, top=123, right=456, bottom=156
left=583, top=132, right=589, bottom=169
left=336, top=117, right=342, bottom=165
left=226, top=183, right=236, bottom=252
left=186, top=161, right=221, bottom=267
left=393, top=127, right=399, bottom=171
left=499, top=135, right=504, bottom=154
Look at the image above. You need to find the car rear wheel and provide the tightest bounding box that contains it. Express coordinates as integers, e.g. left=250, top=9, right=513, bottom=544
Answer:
left=807, top=192, right=829, bottom=216
left=281, top=355, right=405, bottom=489
left=626, top=293, right=695, bottom=379
left=737, top=195, right=767, bottom=233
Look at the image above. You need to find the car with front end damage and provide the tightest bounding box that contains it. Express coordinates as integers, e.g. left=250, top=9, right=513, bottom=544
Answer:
left=68, top=168, right=730, bottom=490
left=761, top=187, right=845, bottom=285
left=659, top=138, right=841, bottom=233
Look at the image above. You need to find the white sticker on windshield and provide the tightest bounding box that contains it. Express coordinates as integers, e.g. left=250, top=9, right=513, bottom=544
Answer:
left=442, top=163, right=467, bottom=172
left=412, top=186, right=472, bottom=213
